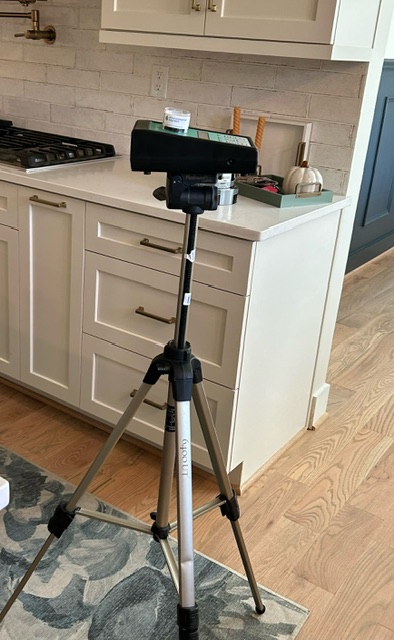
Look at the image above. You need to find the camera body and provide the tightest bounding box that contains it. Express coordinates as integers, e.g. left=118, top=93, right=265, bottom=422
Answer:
left=130, top=120, right=257, bottom=212
left=130, top=120, right=257, bottom=176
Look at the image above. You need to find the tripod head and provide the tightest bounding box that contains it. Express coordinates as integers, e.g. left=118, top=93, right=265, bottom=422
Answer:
left=130, top=119, right=257, bottom=214
left=164, top=174, right=218, bottom=214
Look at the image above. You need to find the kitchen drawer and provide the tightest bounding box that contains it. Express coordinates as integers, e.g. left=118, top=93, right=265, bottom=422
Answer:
left=86, top=202, right=254, bottom=295
left=0, top=182, right=18, bottom=228
left=83, top=252, right=248, bottom=389
left=80, top=334, right=236, bottom=472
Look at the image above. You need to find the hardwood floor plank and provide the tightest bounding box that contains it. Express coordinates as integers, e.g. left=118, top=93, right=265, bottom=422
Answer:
left=284, top=428, right=392, bottom=532
left=277, top=376, right=394, bottom=482
left=293, top=503, right=380, bottom=593
left=349, top=442, right=394, bottom=518
left=330, top=322, right=356, bottom=350
left=298, top=541, right=394, bottom=640
left=361, top=393, right=394, bottom=438
left=337, top=260, right=394, bottom=327
left=331, top=332, right=394, bottom=391
left=328, top=312, right=394, bottom=381
left=357, top=625, right=394, bottom=640
left=373, top=519, right=394, bottom=550
left=265, top=571, right=333, bottom=640
left=326, top=384, right=356, bottom=415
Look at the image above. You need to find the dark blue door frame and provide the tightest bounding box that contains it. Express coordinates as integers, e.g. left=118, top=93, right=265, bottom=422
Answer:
left=347, top=60, right=394, bottom=272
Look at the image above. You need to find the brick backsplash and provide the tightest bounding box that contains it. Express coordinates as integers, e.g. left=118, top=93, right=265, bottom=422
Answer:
left=0, top=0, right=368, bottom=195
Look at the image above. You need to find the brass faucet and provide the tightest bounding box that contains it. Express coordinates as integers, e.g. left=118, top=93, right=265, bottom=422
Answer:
left=13, top=9, right=56, bottom=44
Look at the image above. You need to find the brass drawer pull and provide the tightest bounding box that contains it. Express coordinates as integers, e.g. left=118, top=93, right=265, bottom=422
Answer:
left=191, top=0, right=201, bottom=10
left=29, top=195, right=67, bottom=208
left=208, top=0, right=217, bottom=10
left=135, top=306, right=176, bottom=324
left=130, top=388, right=167, bottom=410
left=140, top=238, right=182, bottom=254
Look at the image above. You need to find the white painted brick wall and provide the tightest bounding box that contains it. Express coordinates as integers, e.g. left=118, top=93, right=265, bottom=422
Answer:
left=0, top=0, right=368, bottom=195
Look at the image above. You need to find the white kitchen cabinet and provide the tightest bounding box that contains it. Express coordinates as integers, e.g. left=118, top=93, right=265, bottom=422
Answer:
left=100, top=0, right=382, bottom=60
left=101, top=0, right=206, bottom=36
left=80, top=198, right=342, bottom=486
left=0, top=181, right=19, bottom=380
left=18, top=187, right=85, bottom=405
left=80, top=334, right=236, bottom=472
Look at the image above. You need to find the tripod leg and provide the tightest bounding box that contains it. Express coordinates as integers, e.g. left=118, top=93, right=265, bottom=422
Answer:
left=192, top=382, right=265, bottom=614
left=0, top=534, right=55, bottom=623
left=151, top=387, right=181, bottom=590
left=0, top=381, right=153, bottom=623
left=175, top=399, right=199, bottom=639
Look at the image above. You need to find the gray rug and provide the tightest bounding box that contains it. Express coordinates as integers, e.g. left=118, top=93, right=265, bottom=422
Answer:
left=0, top=446, right=309, bottom=639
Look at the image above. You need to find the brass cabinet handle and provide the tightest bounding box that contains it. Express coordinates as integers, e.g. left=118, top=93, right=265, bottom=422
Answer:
left=140, top=238, right=182, bottom=254
left=191, top=0, right=201, bottom=10
left=29, top=195, right=67, bottom=208
left=130, top=388, right=167, bottom=410
left=208, top=0, right=217, bottom=10
left=135, top=306, right=176, bottom=324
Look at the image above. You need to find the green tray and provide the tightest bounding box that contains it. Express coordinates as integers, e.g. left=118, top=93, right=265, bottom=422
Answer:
left=236, top=175, right=334, bottom=208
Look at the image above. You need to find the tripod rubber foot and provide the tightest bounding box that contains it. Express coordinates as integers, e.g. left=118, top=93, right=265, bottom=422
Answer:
left=256, top=605, right=266, bottom=615
left=177, top=604, right=199, bottom=639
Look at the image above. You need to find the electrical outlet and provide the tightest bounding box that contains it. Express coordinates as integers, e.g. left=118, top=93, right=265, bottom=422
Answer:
left=150, top=65, right=169, bottom=98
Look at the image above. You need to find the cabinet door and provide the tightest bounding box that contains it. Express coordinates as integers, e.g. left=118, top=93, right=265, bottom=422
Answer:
left=0, top=225, right=19, bottom=380
left=101, top=0, right=206, bottom=35
left=0, top=182, right=18, bottom=229
left=80, top=334, right=236, bottom=472
left=18, top=188, right=85, bottom=405
left=205, top=0, right=339, bottom=44
left=83, top=252, right=247, bottom=389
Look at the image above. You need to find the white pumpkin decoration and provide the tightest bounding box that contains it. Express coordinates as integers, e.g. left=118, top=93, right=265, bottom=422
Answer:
left=282, top=160, right=323, bottom=195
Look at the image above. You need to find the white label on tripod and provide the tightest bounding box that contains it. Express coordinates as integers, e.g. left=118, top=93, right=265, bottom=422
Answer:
left=183, top=293, right=191, bottom=305
left=186, top=250, right=195, bottom=262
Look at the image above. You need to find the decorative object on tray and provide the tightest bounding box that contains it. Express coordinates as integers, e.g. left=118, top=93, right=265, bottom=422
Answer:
left=282, top=160, right=323, bottom=195
left=0, top=446, right=309, bottom=639
left=236, top=172, right=333, bottom=208
left=236, top=136, right=330, bottom=208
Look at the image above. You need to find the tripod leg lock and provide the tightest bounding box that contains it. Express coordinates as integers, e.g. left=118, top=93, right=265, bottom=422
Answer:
left=219, top=490, right=240, bottom=522
left=177, top=604, right=199, bottom=639
left=47, top=501, right=79, bottom=538
left=150, top=513, right=171, bottom=541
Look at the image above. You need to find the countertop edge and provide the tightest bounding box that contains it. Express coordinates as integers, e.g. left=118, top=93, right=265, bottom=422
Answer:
left=0, top=157, right=352, bottom=242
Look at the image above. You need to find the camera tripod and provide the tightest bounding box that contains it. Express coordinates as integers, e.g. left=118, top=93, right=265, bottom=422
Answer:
left=0, top=176, right=265, bottom=639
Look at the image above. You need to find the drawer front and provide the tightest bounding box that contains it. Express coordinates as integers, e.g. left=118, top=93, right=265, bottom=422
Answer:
left=83, top=252, right=248, bottom=389
left=80, top=334, right=236, bottom=472
left=0, top=182, right=18, bottom=228
left=86, top=202, right=253, bottom=295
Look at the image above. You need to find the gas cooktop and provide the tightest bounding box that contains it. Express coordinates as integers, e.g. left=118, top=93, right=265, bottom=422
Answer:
left=0, top=119, right=116, bottom=169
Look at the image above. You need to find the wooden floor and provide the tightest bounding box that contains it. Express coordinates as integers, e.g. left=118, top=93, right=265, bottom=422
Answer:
left=2, top=248, right=394, bottom=639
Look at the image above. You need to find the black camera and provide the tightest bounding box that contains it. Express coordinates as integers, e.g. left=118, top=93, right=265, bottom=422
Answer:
left=130, top=120, right=257, bottom=175
left=130, top=120, right=257, bottom=212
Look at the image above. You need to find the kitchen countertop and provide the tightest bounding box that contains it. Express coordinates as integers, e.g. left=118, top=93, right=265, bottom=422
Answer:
left=0, top=155, right=351, bottom=242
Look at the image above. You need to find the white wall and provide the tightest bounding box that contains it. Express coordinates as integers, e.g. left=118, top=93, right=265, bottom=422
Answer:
left=0, top=0, right=369, bottom=196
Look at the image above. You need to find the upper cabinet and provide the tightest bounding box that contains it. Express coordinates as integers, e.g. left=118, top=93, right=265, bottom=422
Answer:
left=100, top=0, right=382, bottom=61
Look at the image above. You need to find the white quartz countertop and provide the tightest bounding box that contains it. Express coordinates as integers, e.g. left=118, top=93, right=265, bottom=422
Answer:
left=0, top=155, right=351, bottom=242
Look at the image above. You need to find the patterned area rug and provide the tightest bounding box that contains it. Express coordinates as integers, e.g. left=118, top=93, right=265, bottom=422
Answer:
left=0, top=446, right=309, bottom=639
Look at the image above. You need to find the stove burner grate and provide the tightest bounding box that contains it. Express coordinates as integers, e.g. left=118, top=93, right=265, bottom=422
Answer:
left=0, top=120, right=116, bottom=168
